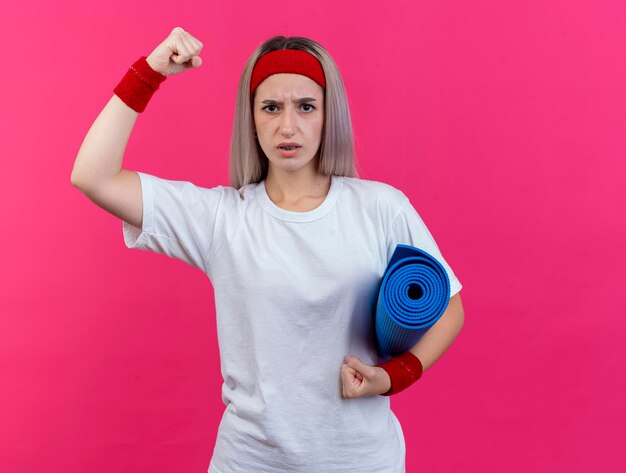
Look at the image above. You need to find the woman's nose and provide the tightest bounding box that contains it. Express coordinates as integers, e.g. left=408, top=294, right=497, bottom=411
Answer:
left=280, top=106, right=295, bottom=136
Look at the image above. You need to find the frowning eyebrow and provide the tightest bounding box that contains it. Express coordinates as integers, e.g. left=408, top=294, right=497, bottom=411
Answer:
left=261, top=97, right=317, bottom=105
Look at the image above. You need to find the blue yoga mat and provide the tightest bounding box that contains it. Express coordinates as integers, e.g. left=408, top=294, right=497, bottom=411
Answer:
left=375, top=244, right=451, bottom=363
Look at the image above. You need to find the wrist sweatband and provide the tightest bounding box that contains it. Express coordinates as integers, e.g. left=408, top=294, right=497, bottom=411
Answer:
left=250, top=49, right=326, bottom=97
left=376, top=351, right=423, bottom=396
left=113, top=56, right=167, bottom=113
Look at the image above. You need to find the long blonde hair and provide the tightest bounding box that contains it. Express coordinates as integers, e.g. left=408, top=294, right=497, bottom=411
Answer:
left=229, top=36, right=359, bottom=192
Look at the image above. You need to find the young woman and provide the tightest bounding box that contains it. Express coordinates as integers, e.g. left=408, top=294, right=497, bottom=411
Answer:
left=71, top=26, right=464, bottom=473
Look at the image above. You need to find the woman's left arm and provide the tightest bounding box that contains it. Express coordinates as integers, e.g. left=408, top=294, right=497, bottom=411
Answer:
left=408, top=292, right=464, bottom=372
left=341, top=293, right=465, bottom=398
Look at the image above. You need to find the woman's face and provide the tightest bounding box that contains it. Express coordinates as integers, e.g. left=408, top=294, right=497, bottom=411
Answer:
left=253, top=73, right=325, bottom=176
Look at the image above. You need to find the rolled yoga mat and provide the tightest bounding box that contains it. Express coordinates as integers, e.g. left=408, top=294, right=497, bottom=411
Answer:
left=375, top=244, right=451, bottom=363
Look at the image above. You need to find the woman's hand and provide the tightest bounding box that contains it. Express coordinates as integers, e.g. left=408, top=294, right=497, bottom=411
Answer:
left=146, top=26, right=203, bottom=77
left=340, top=355, right=391, bottom=398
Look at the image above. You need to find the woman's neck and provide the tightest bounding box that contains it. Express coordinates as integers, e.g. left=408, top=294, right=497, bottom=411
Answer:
left=265, top=168, right=331, bottom=209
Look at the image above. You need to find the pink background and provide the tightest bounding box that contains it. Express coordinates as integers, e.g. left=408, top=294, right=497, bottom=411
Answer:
left=2, top=1, right=624, bottom=472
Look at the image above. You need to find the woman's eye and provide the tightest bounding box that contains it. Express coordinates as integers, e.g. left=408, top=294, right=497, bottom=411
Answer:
left=262, top=104, right=315, bottom=112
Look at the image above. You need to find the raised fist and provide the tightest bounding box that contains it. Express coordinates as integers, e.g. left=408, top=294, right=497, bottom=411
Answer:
left=145, top=27, right=203, bottom=77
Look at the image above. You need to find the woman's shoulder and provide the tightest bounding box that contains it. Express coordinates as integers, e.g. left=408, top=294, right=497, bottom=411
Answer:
left=338, top=175, right=408, bottom=207
left=201, top=180, right=259, bottom=202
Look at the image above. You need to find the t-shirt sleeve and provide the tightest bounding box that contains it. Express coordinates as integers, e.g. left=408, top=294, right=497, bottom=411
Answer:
left=387, top=194, right=463, bottom=297
left=122, top=171, right=224, bottom=273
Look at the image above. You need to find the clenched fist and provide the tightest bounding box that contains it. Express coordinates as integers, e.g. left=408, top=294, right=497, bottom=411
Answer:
left=340, top=355, right=391, bottom=398
left=145, top=26, right=203, bottom=77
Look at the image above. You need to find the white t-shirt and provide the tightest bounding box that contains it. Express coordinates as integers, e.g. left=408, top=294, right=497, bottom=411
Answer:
left=123, top=171, right=462, bottom=473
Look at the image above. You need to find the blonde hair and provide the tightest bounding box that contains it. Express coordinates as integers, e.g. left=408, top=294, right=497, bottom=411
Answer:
left=229, top=36, right=359, bottom=192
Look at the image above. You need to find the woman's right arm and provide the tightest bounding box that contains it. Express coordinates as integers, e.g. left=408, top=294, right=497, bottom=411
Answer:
left=70, top=27, right=204, bottom=230
left=70, top=94, right=143, bottom=228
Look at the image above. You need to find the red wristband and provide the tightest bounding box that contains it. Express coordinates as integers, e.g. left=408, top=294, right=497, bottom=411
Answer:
left=376, top=351, right=423, bottom=396
left=113, top=56, right=167, bottom=113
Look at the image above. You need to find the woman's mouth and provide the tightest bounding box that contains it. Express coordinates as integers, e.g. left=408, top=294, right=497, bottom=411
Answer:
left=277, top=145, right=301, bottom=156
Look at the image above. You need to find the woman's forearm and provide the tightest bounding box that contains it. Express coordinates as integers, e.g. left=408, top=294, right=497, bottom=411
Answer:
left=409, top=293, right=465, bottom=372
left=71, top=94, right=139, bottom=188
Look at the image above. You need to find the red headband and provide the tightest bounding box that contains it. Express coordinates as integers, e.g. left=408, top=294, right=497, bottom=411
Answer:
left=250, top=49, right=326, bottom=97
